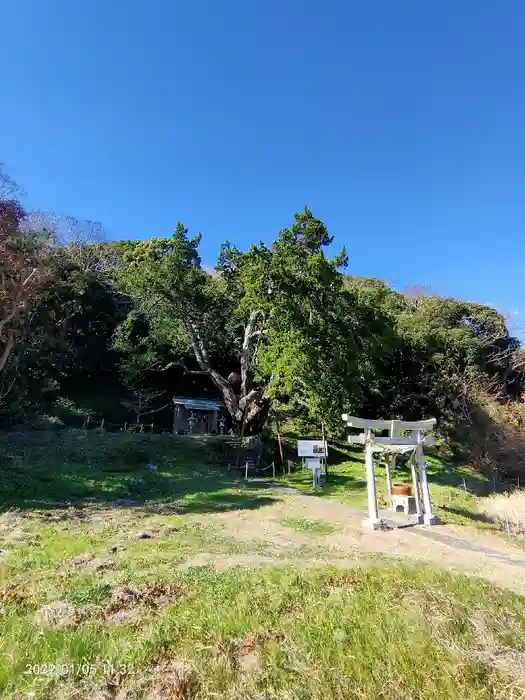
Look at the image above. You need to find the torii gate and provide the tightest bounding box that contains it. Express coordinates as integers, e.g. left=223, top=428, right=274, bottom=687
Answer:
left=342, top=414, right=439, bottom=529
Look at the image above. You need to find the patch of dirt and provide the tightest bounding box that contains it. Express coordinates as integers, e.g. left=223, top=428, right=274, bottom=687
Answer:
left=129, top=524, right=179, bottom=541
left=2, top=583, right=30, bottom=606
left=144, top=661, right=198, bottom=700
left=100, top=660, right=199, bottom=700
left=144, top=503, right=186, bottom=516
left=181, top=553, right=282, bottom=571
left=0, top=529, right=41, bottom=549
left=35, top=583, right=184, bottom=631
left=105, top=609, right=143, bottom=627
left=41, top=507, right=93, bottom=523
left=238, top=649, right=262, bottom=674
left=195, top=490, right=525, bottom=594
left=91, top=555, right=116, bottom=572
left=131, top=530, right=157, bottom=540
left=62, top=553, right=116, bottom=573
left=35, top=601, right=80, bottom=628
left=211, top=508, right=313, bottom=553
left=104, top=583, right=185, bottom=616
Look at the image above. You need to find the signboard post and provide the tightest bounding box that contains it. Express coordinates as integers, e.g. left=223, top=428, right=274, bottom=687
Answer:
left=305, top=457, right=322, bottom=488
left=297, top=440, right=328, bottom=488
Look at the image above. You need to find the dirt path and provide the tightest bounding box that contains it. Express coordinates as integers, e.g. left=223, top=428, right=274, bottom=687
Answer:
left=197, top=486, right=525, bottom=595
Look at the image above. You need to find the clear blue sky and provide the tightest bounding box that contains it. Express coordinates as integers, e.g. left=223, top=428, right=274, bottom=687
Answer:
left=1, top=0, right=524, bottom=333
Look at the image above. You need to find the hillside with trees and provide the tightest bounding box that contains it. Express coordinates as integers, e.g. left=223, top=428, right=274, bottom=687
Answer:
left=1, top=167, right=523, bottom=473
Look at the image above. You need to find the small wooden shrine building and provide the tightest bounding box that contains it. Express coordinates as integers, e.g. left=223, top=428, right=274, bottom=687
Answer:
left=172, top=397, right=226, bottom=435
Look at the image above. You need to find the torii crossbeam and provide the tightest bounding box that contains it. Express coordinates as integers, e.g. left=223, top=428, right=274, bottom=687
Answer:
left=342, top=415, right=439, bottom=529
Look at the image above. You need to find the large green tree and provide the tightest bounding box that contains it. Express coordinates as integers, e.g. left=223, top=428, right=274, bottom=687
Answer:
left=117, top=209, right=351, bottom=433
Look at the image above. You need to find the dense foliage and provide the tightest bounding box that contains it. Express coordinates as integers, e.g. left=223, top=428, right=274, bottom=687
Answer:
left=1, top=171, right=523, bottom=458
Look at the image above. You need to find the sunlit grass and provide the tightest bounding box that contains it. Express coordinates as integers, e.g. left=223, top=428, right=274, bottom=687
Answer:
left=3, top=550, right=525, bottom=699
left=280, top=515, right=337, bottom=535
left=1, top=431, right=525, bottom=698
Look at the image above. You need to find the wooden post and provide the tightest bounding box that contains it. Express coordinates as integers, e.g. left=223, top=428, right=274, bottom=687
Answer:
left=124, top=421, right=127, bottom=433
left=272, top=461, right=275, bottom=478
left=100, top=418, right=105, bottom=430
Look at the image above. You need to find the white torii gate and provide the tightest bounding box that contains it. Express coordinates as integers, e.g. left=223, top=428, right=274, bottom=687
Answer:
left=342, top=414, right=439, bottom=529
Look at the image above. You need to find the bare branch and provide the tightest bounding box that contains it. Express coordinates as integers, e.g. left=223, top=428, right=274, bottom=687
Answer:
left=0, top=333, right=15, bottom=374
left=0, top=165, right=23, bottom=199
left=136, top=402, right=171, bottom=415
left=186, top=318, right=244, bottom=421
left=240, top=310, right=264, bottom=398
left=156, top=361, right=188, bottom=373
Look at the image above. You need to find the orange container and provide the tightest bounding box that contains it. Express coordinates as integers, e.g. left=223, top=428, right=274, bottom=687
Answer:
left=391, top=484, right=412, bottom=497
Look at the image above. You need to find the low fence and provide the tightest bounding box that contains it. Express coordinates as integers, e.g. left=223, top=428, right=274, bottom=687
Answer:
left=81, top=416, right=160, bottom=434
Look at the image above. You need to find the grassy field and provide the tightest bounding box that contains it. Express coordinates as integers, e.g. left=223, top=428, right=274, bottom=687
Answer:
left=1, top=431, right=525, bottom=699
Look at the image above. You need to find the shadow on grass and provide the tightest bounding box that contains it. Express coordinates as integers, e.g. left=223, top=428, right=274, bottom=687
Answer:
left=425, top=460, right=495, bottom=497
left=275, top=467, right=367, bottom=497
left=439, top=505, right=495, bottom=526
left=324, top=472, right=367, bottom=491
left=0, top=430, right=279, bottom=516
left=327, top=442, right=364, bottom=466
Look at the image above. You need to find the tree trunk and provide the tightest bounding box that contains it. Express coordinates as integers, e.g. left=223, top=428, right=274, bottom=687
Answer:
left=185, top=316, right=273, bottom=434
left=243, top=398, right=271, bottom=435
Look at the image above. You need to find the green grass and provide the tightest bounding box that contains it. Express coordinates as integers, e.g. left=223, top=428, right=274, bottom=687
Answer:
left=280, top=515, right=336, bottom=535
left=3, top=553, right=525, bottom=699
left=2, top=430, right=525, bottom=698
left=0, top=429, right=275, bottom=514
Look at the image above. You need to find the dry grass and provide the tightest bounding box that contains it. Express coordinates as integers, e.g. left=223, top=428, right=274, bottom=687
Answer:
left=461, top=387, right=525, bottom=479
left=480, top=490, right=525, bottom=536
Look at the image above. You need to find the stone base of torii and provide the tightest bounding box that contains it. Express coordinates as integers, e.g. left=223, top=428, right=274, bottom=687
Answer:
left=342, top=415, right=439, bottom=529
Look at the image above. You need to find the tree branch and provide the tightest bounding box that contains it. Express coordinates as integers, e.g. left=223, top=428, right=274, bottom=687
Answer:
left=155, top=360, right=210, bottom=376
left=186, top=318, right=243, bottom=421
left=139, top=402, right=171, bottom=415
left=156, top=361, right=188, bottom=372
left=0, top=333, right=15, bottom=374
left=240, top=310, right=263, bottom=398
left=22, top=267, right=39, bottom=288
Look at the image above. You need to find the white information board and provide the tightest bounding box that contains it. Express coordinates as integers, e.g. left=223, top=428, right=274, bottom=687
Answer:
left=297, top=440, right=328, bottom=457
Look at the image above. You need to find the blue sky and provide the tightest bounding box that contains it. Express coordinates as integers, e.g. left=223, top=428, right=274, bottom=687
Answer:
left=1, top=0, right=524, bottom=334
